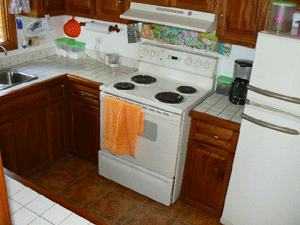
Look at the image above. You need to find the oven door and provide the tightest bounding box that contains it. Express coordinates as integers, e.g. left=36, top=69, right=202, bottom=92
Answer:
left=100, top=92, right=182, bottom=178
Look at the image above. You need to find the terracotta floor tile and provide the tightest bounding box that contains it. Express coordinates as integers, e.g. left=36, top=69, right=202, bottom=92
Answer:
left=86, top=168, right=118, bottom=189
left=89, top=191, right=141, bottom=224
left=60, top=155, right=96, bottom=175
left=58, top=177, right=109, bottom=209
left=145, top=198, right=188, bottom=219
left=178, top=205, right=221, bottom=225
left=123, top=204, right=176, bottom=225
left=32, top=167, right=80, bottom=194
left=112, top=184, right=149, bottom=203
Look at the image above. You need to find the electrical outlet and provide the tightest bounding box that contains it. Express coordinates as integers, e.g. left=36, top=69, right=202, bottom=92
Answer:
left=96, top=37, right=103, bottom=45
left=25, top=36, right=40, bottom=47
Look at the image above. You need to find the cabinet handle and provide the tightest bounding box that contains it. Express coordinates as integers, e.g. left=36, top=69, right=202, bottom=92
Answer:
left=206, top=132, right=220, bottom=139
left=220, top=14, right=224, bottom=18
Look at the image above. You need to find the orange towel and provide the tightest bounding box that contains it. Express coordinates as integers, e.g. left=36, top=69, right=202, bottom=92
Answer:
left=103, top=95, right=144, bottom=158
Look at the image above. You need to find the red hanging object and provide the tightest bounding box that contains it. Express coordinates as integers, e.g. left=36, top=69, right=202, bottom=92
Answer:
left=64, top=16, right=81, bottom=38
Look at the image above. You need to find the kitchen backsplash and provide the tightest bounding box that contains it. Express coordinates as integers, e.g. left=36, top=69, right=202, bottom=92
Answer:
left=0, top=15, right=256, bottom=78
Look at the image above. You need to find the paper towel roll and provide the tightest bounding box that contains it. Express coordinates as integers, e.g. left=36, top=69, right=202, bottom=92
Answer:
left=85, top=22, right=110, bottom=34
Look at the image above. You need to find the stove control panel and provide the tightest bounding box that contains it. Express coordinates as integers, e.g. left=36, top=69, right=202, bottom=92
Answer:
left=138, top=43, right=218, bottom=78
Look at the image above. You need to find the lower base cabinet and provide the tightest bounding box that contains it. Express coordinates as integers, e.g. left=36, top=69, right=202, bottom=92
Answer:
left=70, top=98, right=100, bottom=164
left=181, top=111, right=240, bottom=217
left=14, top=106, right=53, bottom=177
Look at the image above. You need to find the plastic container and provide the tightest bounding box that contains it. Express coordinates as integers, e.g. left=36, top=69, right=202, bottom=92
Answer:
left=67, top=41, right=86, bottom=59
left=267, top=1, right=296, bottom=33
left=54, top=38, right=75, bottom=57
left=216, top=76, right=233, bottom=96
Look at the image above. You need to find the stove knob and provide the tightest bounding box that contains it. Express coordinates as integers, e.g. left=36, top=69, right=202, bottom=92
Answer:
left=185, top=57, right=192, bottom=65
left=142, top=48, right=149, bottom=55
left=150, top=50, right=156, bottom=57
left=194, top=59, right=202, bottom=67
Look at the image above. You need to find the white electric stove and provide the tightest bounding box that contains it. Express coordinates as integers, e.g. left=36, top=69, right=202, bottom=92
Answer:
left=99, top=43, right=218, bottom=205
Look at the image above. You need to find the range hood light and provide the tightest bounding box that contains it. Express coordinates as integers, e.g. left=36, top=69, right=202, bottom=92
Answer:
left=120, top=2, right=217, bottom=33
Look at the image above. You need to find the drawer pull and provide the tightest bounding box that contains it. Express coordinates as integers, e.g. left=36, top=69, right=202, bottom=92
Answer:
left=206, top=132, right=220, bottom=139
left=77, top=90, right=97, bottom=99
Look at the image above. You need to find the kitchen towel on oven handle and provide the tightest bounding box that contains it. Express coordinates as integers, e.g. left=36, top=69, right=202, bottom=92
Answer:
left=103, top=95, right=144, bottom=158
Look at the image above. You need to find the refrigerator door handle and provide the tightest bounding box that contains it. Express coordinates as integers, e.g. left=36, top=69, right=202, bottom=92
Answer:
left=247, top=84, right=300, bottom=104
left=246, top=99, right=300, bottom=120
left=241, top=113, right=299, bottom=135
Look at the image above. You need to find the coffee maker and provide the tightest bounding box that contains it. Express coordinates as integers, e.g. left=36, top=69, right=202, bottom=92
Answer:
left=229, top=60, right=253, bottom=105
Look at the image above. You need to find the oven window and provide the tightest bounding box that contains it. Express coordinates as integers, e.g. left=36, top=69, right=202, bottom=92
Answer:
left=141, top=120, right=157, bottom=142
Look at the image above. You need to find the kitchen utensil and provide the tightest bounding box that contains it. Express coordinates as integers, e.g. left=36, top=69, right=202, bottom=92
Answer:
left=64, top=16, right=81, bottom=38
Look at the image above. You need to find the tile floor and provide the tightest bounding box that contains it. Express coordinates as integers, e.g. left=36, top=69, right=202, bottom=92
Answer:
left=5, top=173, right=94, bottom=225
left=25, top=154, right=222, bottom=225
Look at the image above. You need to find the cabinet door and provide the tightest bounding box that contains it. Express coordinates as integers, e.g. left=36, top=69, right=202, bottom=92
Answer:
left=0, top=122, right=19, bottom=174
left=0, top=152, right=11, bottom=225
left=181, top=140, right=234, bottom=217
left=52, top=99, right=69, bottom=160
left=45, top=0, right=66, bottom=15
left=70, top=99, right=99, bottom=164
left=14, top=107, right=53, bottom=178
left=175, top=0, right=216, bottom=13
left=217, top=0, right=269, bottom=47
left=124, top=0, right=170, bottom=11
left=94, top=0, right=124, bottom=21
left=68, top=0, right=94, bottom=15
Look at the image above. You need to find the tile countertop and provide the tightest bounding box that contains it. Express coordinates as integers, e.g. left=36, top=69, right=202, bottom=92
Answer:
left=0, top=55, right=137, bottom=97
left=193, top=93, right=244, bottom=124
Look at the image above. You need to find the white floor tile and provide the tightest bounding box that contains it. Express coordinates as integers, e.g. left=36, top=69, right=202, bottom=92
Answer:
left=41, top=204, right=72, bottom=224
left=11, top=207, right=39, bottom=225
left=29, top=217, right=54, bottom=225
left=11, top=187, right=39, bottom=205
left=6, top=179, right=26, bottom=197
left=26, top=195, right=56, bottom=215
left=5, top=174, right=13, bottom=183
left=60, top=213, right=90, bottom=225
left=8, top=198, right=23, bottom=214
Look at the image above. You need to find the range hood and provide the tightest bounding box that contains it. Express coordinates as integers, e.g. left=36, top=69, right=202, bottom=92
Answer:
left=120, top=2, right=217, bottom=33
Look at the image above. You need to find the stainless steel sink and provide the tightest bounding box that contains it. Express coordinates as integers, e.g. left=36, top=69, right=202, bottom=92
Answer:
left=0, top=69, right=38, bottom=90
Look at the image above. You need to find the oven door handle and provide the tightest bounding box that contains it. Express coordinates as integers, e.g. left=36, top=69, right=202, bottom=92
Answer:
left=142, top=109, right=181, bottom=123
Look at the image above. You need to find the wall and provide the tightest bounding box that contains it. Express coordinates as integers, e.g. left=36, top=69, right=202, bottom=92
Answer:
left=0, top=15, right=256, bottom=78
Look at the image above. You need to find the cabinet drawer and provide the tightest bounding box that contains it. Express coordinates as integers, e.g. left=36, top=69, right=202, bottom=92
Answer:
left=69, top=83, right=99, bottom=107
left=189, top=119, right=239, bottom=153
left=51, top=83, right=66, bottom=103
left=0, top=89, right=51, bottom=123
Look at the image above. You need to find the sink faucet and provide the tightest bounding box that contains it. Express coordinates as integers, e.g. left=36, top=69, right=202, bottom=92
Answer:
left=0, top=45, right=7, bottom=55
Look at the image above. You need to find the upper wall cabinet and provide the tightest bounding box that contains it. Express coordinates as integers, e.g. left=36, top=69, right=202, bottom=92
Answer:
left=174, top=0, right=217, bottom=13
left=124, top=0, right=170, bottom=11
left=23, top=0, right=66, bottom=17
left=94, top=0, right=124, bottom=22
left=216, top=0, right=269, bottom=48
left=67, top=0, right=94, bottom=16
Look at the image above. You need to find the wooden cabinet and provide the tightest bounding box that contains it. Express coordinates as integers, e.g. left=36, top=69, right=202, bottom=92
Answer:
left=124, top=0, right=169, bottom=10
left=14, top=106, right=53, bottom=177
left=51, top=83, right=69, bottom=160
left=0, top=89, right=53, bottom=177
left=67, top=0, right=94, bottom=16
left=174, top=0, right=217, bottom=13
left=216, top=0, right=269, bottom=48
left=0, top=152, right=11, bottom=225
left=68, top=76, right=100, bottom=164
left=181, top=111, right=240, bottom=217
left=23, top=0, right=66, bottom=17
left=95, top=0, right=124, bottom=21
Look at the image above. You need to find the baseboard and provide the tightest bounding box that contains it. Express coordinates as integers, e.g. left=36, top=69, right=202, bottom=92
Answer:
left=220, top=217, right=235, bottom=225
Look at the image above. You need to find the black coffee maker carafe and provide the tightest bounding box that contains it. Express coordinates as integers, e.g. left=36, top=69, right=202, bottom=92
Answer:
left=229, top=60, right=253, bottom=105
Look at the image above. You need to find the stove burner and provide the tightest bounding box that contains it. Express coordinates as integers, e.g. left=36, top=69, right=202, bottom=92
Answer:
left=114, top=82, right=135, bottom=90
left=155, top=92, right=184, bottom=104
left=177, top=86, right=197, bottom=94
left=131, top=75, right=156, bottom=84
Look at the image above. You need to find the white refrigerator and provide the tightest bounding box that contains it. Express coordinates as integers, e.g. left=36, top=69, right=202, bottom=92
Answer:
left=221, top=31, right=300, bottom=225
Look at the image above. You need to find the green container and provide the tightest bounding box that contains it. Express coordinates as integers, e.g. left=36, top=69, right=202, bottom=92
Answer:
left=54, top=38, right=75, bottom=51
left=67, top=41, right=86, bottom=59
left=216, top=75, right=233, bottom=96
